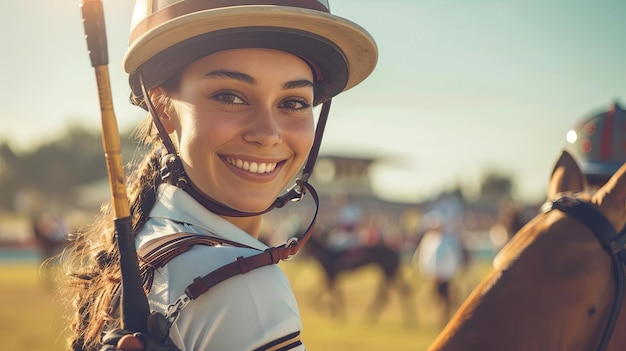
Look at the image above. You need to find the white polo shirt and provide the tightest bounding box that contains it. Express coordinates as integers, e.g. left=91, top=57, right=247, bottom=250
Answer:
left=135, top=184, right=305, bottom=351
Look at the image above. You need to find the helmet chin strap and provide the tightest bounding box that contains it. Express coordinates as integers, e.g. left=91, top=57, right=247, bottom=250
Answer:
left=139, top=74, right=329, bottom=218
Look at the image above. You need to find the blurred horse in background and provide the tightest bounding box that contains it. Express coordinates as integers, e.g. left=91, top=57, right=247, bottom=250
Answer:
left=303, top=227, right=416, bottom=326
left=31, top=212, right=69, bottom=287
left=32, top=212, right=68, bottom=263
left=428, top=150, right=626, bottom=351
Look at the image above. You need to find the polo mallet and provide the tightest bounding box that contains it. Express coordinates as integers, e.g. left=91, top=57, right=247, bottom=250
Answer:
left=80, top=0, right=150, bottom=337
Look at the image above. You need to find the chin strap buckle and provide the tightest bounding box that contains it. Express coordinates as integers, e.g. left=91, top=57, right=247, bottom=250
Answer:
left=160, top=153, right=188, bottom=187
left=160, top=154, right=177, bottom=181
left=275, top=179, right=307, bottom=208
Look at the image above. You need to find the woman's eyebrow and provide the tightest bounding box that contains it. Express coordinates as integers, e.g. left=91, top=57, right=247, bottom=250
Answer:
left=204, top=69, right=256, bottom=84
left=203, top=70, right=313, bottom=90
left=283, top=79, right=314, bottom=90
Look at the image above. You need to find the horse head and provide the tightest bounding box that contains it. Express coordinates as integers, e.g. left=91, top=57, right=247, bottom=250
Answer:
left=429, top=149, right=626, bottom=351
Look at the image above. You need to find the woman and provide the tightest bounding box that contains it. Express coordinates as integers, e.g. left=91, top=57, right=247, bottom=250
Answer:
left=62, top=1, right=377, bottom=350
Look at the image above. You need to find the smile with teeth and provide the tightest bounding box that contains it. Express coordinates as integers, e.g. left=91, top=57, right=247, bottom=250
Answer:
left=226, top=157, right=278, bottom=174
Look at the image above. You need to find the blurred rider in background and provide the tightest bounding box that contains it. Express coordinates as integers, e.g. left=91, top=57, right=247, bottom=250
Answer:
left=565, top=100, right=626, bottom=188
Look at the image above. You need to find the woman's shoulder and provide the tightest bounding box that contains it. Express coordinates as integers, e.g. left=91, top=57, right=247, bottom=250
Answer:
left=148, top=239, right=291, bottom=313
left=165, top=246, right=300, bottom=349
left=135, top=217, right=190, bottom=247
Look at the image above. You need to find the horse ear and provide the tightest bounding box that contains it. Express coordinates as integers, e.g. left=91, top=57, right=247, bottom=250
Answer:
left=591, top=161, right=626, bottom=224
left=547, top=149, right=587, bottom=199
left=597, top=161, right=626, bottom=192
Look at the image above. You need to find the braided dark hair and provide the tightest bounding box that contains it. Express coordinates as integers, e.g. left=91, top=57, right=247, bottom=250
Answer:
left=60, top=114, right=168, bottom=350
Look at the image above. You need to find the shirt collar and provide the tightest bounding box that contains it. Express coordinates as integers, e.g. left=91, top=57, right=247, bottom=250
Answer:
left=149, top=183, right=268, bottom=251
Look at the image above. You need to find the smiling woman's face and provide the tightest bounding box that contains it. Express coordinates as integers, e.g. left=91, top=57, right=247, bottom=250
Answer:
left=159, top=48, right=315, bottom=213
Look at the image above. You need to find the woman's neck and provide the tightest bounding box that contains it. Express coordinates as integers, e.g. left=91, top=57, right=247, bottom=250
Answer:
left=222, top=215, right=262, bottom=238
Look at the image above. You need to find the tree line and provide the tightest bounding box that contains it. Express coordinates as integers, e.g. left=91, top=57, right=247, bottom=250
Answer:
left=0, top=125, right=518, bottom=216
left=0, top=126, right=140, bottom=214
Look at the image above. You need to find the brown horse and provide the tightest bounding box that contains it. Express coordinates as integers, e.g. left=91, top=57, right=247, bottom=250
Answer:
left=428, top=150, right=626, bottom=351
left=303, top=228, right=416, bottom=326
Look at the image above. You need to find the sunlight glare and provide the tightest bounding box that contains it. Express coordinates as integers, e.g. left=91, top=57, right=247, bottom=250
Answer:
left=566, top=130, right=577, bottom=144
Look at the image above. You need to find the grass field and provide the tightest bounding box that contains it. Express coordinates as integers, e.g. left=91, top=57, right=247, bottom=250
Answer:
left=0, top=257, right=491, bottom=351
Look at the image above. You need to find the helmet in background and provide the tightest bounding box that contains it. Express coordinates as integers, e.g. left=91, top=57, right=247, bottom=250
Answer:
left=125, top=0, right=378, bottom=108
left=566, top=101, right=626, bottom=186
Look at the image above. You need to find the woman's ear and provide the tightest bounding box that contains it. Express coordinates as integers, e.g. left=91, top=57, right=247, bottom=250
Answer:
left=148, top=87, right=176, bottom=134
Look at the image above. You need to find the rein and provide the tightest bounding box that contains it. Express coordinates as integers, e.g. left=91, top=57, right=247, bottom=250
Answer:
left=541, top=196, right=626, bottom=351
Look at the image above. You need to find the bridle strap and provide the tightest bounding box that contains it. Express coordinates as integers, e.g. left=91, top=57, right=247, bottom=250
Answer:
left=302, top=100, right=331, bottom=181
left=541, top=196, right=626, bottom=351
left=139, top=74, right=178, bottom=157
left=541, top=197, right=626, bottom=255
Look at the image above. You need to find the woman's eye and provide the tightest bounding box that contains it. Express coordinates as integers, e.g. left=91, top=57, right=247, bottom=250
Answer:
left=213, top=92, right=246, bottom=105
left=281, top=99, right=310, bottom=111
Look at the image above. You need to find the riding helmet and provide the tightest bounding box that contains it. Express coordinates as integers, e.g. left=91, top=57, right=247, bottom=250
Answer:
left=566, top=101, right=626, bottom=186
left=124, top=0, right=378, bottom=108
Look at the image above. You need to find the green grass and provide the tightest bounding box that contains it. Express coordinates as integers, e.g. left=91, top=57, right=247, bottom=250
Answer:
left=0, top=258, right=492, bottom=351
left=0, top=262, right=68, bottom=351
left=282, top=258, right=490, bottom=350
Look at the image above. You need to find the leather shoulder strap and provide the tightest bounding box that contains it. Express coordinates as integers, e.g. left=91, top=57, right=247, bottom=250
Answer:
left=136, top=222, right=318, bottom=305
left=136, top=232, right=303, bottom=300
left=138, top=232, right=255, bottom=291
left=138, top=232, right=253, bottom=268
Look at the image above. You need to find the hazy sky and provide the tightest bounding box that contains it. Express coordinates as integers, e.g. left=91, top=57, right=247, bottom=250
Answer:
left=1, top=1, right=625, bottom=204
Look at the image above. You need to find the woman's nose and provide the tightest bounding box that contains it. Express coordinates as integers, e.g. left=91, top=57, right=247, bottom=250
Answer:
left=242, top=108, right=282, bottom=147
